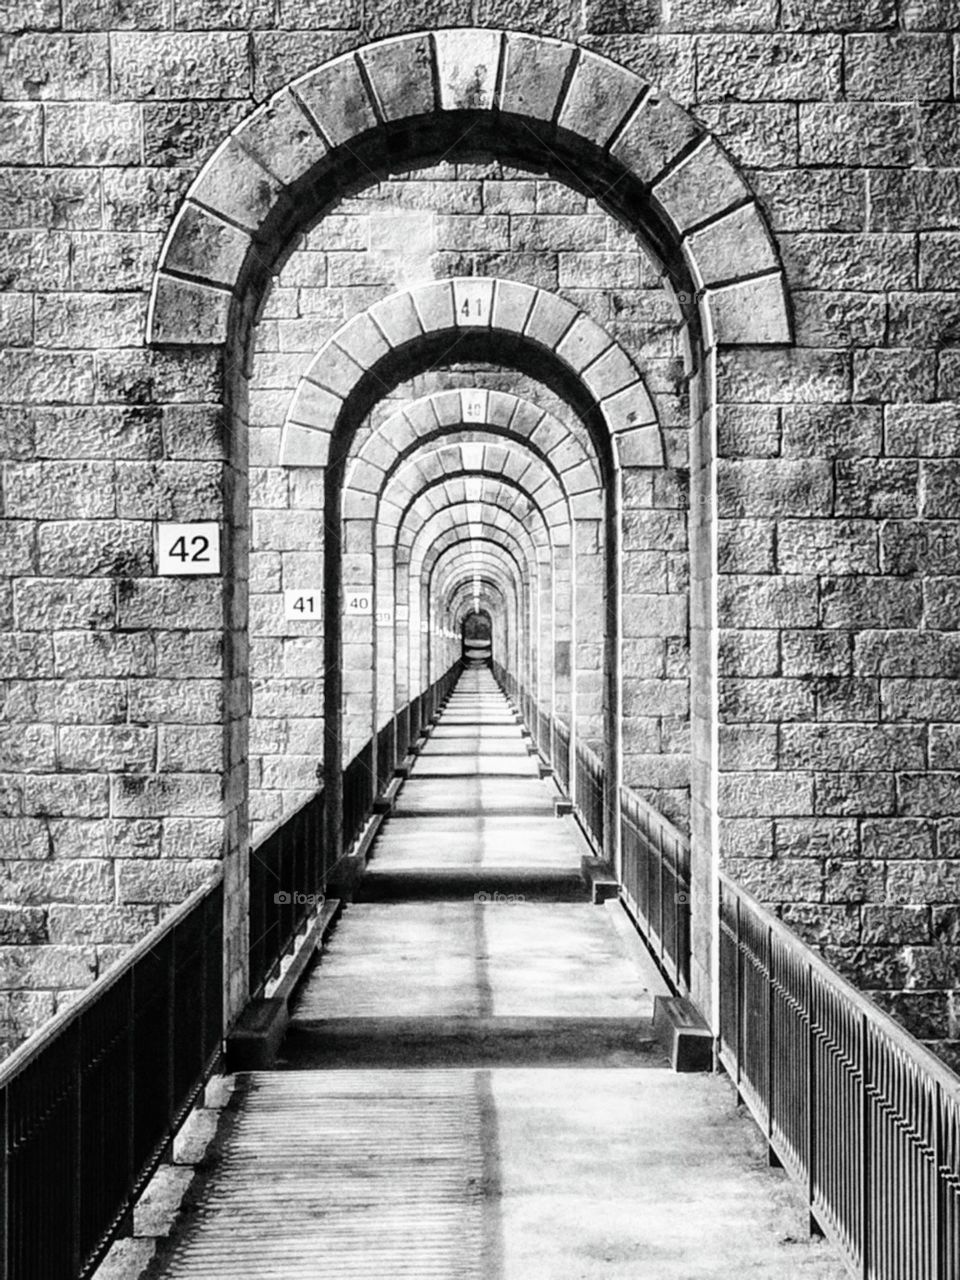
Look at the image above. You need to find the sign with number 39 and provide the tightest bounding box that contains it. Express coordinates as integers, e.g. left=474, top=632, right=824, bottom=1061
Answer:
left=156, top=523, right=221, bottom=576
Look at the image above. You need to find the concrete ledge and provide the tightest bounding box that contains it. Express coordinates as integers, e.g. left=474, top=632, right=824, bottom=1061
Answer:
left=226, top=998, right=287, bottom=1072
left=226, top=900, right=341, bottom=1071
left=356, top=867, right=586, bottom=903
left=285, top=1014, right=664, bottom=1069
left=581, top=856, right=619, bottom=904
left=554, top=797, right=573, bottom=816
left=537, top=761, right=554, bottom=780
left=653, top=995, right=713, bottom=1073
left=372, top=772, right=403, bottom=815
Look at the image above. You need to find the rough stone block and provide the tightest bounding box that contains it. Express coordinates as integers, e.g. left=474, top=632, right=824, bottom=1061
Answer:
left=435, top=28, right=502, bottom=112
left=718, top=347, right=849, bottom=404
left=0, top=104, right=43, bottom=165
left=696, top=102, right=797, bottom=168
left=500, top=31, right=574, bottom=121
left=1, top=33, right=109, bottom=99
left=845, top=32, right=951, bottom=100
left=717, top=459, right=832, bottom=518
left=783, top=724, right=924, bottom=772
left=189, top=138, right=284, bottom=237
left=856, top=630, right=960, bottom=678
left=361, top=33, right=435, bottom=121
left=853, top=350, right=936, bottom=404
left=685, top=203, right=777, bottom=288
left=611, top=90, right=700, bottom=183
left=696, top=34, right=841, bottom=101
left=774, top=817, right=857, bottom=858
left=116, top=859, right=220, bottom=904
left=368, top=290, right=422, bottom=349
left=779, top=518, right=878, bottom=574
left=557, top=49, right=644, bottom=149
left=718, top=771, right=813, bottom=817
left=653, top=138, right=749, bottom=233
left=718, top=575, right=818, bottom=628
left=783, top=231, right=914, bottom=293
left=45, top=103, right=141, bottom=165
left=294, top=53, right=377, bottom=147
left=716, top=518, right=773, bottom=574
left=15, top=578, right=114, bottom=632
left=706, top=274, right=791, bottom=346
left=236, top=88, right=327, bottom=188
left=815, top=771, right=895, bottom=816
left=720, top=677, right=815, bottom=723
left=111, top=32, right=249, bottom=98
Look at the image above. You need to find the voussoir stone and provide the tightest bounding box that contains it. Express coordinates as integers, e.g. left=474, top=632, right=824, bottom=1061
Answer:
left=557, top=49, right=645, bottom=149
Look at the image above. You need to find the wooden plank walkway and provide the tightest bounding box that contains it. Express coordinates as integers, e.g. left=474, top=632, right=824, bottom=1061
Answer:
left=147, top=669, right=847, bottom=1280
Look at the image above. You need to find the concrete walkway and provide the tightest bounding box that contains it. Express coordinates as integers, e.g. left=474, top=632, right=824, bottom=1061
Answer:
left=148, top=669, right=847, bottom=1280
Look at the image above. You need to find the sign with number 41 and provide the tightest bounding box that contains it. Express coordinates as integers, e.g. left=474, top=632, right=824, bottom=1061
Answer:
left=156, top=523, right=221, bottom=576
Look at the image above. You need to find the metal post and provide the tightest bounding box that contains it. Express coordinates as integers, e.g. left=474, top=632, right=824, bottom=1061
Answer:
left=859, top=1011, right=870, bottom=1280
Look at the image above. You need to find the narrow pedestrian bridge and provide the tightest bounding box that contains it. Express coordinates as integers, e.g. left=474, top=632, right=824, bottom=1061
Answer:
left=3, top=28, right=960, bottom=1280
left=143, top=671, right=844, bottom=1280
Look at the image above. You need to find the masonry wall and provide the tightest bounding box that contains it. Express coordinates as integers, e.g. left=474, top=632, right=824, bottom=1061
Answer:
left=1, top=1, right=959, bottom=1063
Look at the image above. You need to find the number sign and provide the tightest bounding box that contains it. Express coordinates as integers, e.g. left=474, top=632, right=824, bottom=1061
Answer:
left=284, top=590, right=322, bottom=620
left=156, top=523, right=220, bottom=576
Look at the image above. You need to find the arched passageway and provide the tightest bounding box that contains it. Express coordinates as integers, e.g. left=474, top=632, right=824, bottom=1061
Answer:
left=148, top=27, right=790, bottom=1023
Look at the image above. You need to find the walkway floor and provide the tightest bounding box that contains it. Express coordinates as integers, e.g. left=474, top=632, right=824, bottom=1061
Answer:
left=147, top=669, right=847, bottom=1280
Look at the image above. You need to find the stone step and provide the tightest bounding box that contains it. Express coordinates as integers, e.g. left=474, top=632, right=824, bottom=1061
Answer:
left=355, top=867, right=588, bottom=902
left=280, top=1014, right=665, bottom=1069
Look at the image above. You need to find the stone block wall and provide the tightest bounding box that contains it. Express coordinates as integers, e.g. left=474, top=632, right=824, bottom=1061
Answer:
left=0, top=2, right=959, bottom=1066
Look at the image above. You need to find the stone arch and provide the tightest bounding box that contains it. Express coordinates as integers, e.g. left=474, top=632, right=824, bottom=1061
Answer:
left=145, top=25, right=799, bottom=1021
left=344, top=388, right=603, bottom=518
left=146, top=27, right=790, bottom=357
left=278, top=279, right=662, bottom=473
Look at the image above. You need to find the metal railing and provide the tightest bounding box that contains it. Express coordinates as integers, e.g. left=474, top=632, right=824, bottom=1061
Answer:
left=720, top=872, right=960, bottom=1279
left=342, top=738, right=374, bottom=853
left=553, top=718, right=571, bottom=793
left=376, top=716, right=395, bottom=793
left=249, top=788, right=325, bottom=999
left=620, top=786, right=690, bottom=993
left=492, top=663, right=688, bottom=991
left=575, top=739, right=604, bottom=853
left=249, top=663, right=462, bottom=998
left=0, top=877, right=223, bottom=1280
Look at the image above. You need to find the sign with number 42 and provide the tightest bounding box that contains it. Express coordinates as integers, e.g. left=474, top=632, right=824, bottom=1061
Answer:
left=156, top=523, right=221, bottom=576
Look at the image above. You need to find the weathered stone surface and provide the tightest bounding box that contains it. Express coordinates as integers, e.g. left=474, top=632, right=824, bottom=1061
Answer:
left=696, top=34, right=841, bottom=100
left=111, top=32, right=250, bottom=98
left=845, top=33, right=951, bottom=100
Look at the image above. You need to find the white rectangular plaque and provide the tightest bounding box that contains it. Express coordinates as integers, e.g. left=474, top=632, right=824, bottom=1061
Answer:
left=156, top=523, right=220, bottom=576
left=284, top=589, right=322, bottom=620
left=344, top=591, right=373, bottom=615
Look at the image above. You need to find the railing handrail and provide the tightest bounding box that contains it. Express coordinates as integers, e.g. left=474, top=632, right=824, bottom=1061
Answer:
left=620, top=782, right=690, bottom=852
left=251, top=784, right=323, bottom=854
left=0, top=871, right=223, bottom=1088
left=720, top=868, right=960, bottom=1098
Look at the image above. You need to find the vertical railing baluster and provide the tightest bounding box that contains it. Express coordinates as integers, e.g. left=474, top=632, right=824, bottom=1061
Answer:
left=72, top=1020, right=83, bottom=1278
left=860, top=1012, right=870, bottom=1280
left=808, top=961, right=818, bottom=1237
left=0, top=1084, right=6, bottom=1280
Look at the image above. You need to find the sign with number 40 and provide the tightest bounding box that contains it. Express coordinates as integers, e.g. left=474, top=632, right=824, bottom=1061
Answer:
left=156, top=523, right=221, bottom=576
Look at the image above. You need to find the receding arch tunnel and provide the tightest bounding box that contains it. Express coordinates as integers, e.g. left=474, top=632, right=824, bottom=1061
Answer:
left=149, top=25, right=792, bottom=1024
